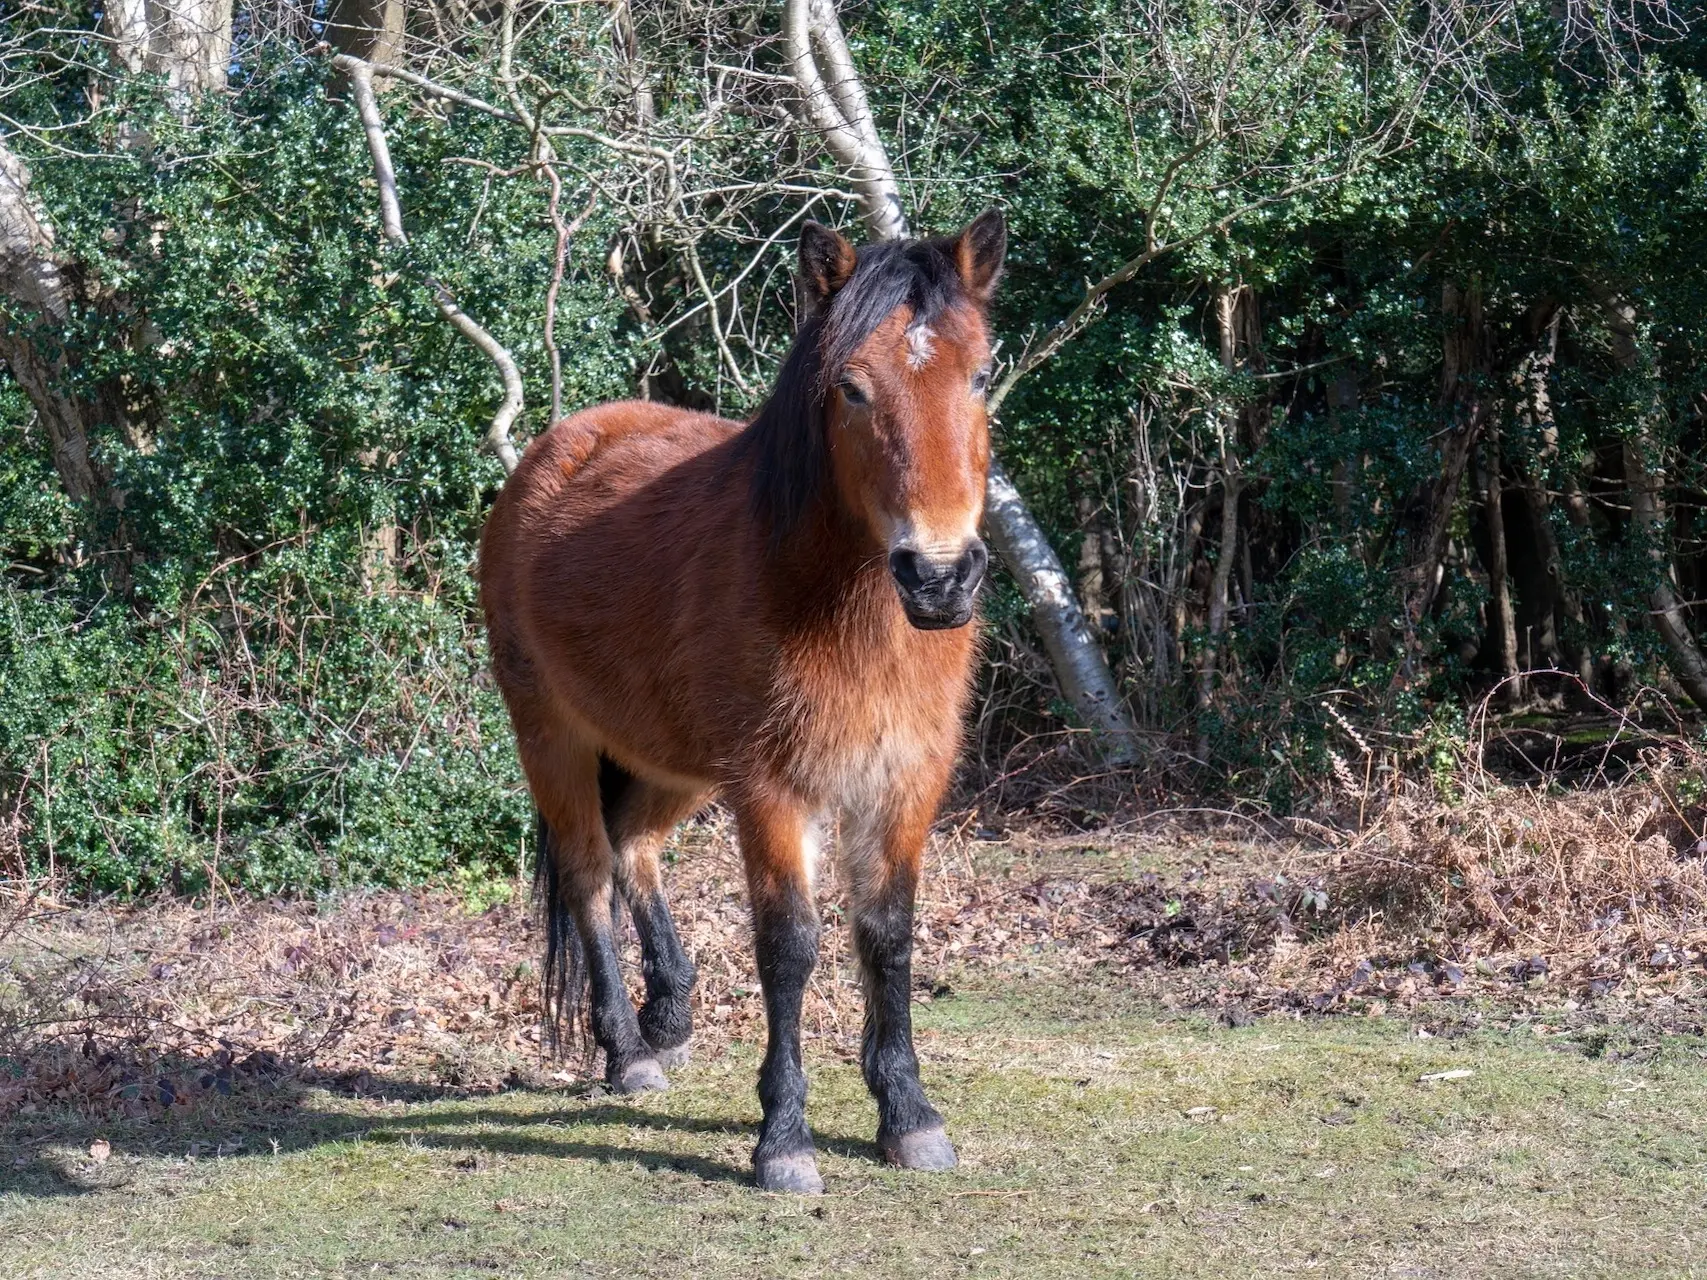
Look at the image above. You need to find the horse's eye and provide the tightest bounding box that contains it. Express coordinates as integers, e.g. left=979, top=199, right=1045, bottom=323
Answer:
left=971, top=369, right=991, bottom=397
left=838, top=380, right=869, bottom=406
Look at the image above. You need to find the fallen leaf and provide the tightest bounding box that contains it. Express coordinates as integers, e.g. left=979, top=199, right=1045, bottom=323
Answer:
left=88, top=1139, right=111, bottom=1164
left=1418, top=1069, right=1474, bottom=1082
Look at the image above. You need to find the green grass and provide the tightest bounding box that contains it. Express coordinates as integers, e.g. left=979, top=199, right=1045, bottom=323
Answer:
left=5, top=981, right=1707, bottom=1278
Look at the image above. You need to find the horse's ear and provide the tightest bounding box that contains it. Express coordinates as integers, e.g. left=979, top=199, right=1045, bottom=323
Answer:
left=798, top=221, right=857, bottom=312
left=954, top=208, right=1007, bottom=306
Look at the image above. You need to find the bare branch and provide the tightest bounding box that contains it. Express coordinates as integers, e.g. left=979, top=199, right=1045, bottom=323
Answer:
left=335, top=54, right=523, bottom=474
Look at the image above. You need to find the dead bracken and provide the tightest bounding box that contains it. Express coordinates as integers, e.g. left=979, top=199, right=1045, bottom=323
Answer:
left=3, top=771, right=1706, bottom=1124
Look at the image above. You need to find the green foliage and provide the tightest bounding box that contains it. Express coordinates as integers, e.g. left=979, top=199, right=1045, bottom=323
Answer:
left=0, top=39, right=647, bottom=891
left=3, top=2, right=1707, bottom=887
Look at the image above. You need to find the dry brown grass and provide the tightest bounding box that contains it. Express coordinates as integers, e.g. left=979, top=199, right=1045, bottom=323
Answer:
left=1247, top=751, right=1707, bottom=1012
left=5, top=746, right=1707, bottom=1129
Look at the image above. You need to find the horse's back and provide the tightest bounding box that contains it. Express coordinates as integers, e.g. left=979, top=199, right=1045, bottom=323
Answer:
left=494, top=399, right=735, bottom=524
left=480, top=400, right=758, bottom=783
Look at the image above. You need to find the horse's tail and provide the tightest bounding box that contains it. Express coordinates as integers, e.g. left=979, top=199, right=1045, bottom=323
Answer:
left=535, top=809, right=588, bottom=1059
left=533, top=755, right=636, bottom=1059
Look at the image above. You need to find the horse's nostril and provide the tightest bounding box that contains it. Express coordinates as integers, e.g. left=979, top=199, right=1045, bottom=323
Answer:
left=888, top=547, right=927, bottom=592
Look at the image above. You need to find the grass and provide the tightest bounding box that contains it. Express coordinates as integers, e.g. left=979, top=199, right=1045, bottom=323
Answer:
left=5, top=977, right=1707, bottom=1279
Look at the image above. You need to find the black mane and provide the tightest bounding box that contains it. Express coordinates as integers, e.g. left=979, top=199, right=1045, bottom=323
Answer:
left=738, top=234, right=970, bottom=546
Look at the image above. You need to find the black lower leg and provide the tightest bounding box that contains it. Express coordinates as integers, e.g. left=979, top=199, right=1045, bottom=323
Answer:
left=628, top=889, right=696, bottom=1052
left=753, top=894, right=819, bottom=1166
left=855, top=886, right=942, bottom=1141
left=575, top=895, right=658, bottom=1087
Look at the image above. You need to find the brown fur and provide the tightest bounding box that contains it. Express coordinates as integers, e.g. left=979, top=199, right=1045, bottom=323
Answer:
left=481, top=308, right=992, bottom=905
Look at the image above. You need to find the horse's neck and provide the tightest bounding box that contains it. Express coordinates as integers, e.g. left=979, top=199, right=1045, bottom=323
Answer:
left=771, top=508, right=904, bottom=649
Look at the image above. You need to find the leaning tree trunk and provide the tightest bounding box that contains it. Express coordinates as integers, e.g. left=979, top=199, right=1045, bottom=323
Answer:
left=1597, top=291, right=1707, bottom=710
left=781, top=0, right=1138, bottom=763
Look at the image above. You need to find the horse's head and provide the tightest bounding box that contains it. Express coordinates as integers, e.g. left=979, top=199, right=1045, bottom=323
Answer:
left=798, top=211, right=1007, bottom=630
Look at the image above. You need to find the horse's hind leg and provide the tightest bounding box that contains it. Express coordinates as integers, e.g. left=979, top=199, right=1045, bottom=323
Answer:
left=530, top=736, right=666, bottom=1094
left=606, top=771, right=706, bottom=1069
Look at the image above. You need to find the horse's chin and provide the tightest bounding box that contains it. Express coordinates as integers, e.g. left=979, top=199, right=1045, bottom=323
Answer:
left=901, top=601, right=976, bottom=631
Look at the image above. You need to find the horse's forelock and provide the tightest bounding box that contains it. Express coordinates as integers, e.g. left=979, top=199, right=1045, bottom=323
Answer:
left=819, top=238, right=967, bottom=390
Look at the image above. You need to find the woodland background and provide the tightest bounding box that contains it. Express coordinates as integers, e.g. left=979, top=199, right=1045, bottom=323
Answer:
left=1, top=0, right=1704, bottom=896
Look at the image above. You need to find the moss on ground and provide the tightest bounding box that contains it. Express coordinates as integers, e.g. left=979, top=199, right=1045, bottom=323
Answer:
left=4, top=978, right=1706, bottom=1278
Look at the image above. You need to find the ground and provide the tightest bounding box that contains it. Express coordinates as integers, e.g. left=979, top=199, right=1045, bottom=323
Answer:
left=7, top=982, right=1707, bottom=1278
left=4, top=811, right=1707, bottom=1277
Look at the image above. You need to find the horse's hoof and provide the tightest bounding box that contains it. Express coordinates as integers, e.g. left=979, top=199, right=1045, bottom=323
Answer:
left=880, top=1125, right=958, bottom=1172
left=753, top=1152, right=824, bottom=1195
left=650, top=1039, right=691, bottom=1071
left=611, top=1057, right=669, bottom=1094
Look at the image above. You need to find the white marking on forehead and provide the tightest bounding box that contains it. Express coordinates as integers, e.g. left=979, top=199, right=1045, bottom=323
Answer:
left=906, top=322, right=936, bottom=370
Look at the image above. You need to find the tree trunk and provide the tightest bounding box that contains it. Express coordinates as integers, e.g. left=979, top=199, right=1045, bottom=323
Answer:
left=327, top=0, right=405, bottom=79
left=1504, top=305, right=1595, bottom=694
left=104, top=0, right=234, bottom=95
left=986, top=460, right=1137, bottom=758
left=1400, top=280, right=1488, bottom=671
left=1476, top=431, right=1521, bottom=704
left=1197, top=283, right=1258, bottom=751
left=1075, top=489, right=1108, bottom=623
left=781, top=0, right=1138, bottom=762
left=611, top=0, right=656, bottom=129
left=1622, top=438, right=1707, bottom=708
left=1, top=0, right=232, bottom=508
left=1597, top=291, right=1707, bottom=710
left=0, top=142, right=106, bottom=504
left=781, top=0, right=907, bottom=241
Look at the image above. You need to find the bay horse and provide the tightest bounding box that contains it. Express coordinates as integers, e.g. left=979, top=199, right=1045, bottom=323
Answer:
left=479, top=209, right=1006, bottom=1194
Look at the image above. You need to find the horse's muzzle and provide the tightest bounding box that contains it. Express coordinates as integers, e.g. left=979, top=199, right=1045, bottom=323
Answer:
left=889, top=539, right=987, bottom=630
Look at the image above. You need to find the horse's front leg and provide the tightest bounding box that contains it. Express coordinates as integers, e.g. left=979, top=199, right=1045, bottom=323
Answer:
left=844, top=781, right=957, bottom=1172
left=734, top=788, right=824, bottom=1193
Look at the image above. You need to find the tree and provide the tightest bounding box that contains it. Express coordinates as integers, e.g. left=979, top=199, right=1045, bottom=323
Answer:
left=104, top=0, right=233, bottom=96
left=0, top=144, right=107, bottom=504
left=1599, top=291, right=1707, bottom=709
left=0, top=0, right=237, bottom=513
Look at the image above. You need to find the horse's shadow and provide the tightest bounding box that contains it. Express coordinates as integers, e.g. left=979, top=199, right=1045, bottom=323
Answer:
left=1, top=1056, right=880, bottom=1198
left=383, top=1099, right=882, bottom=1185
